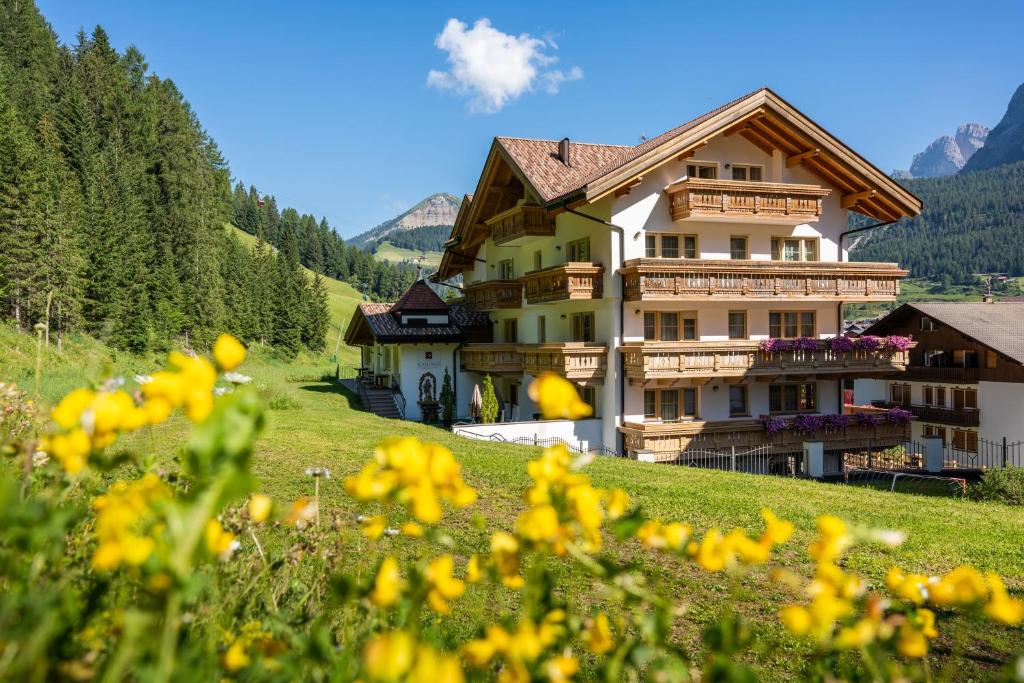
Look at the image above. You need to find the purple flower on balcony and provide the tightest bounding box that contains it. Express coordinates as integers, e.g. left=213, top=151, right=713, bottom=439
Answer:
left=854, top=412, right=880, bottom=427
left=760, top=415, right=788, bottom=435
left=828, top=336, right=855, bottom=353
left=759, top=338, right=795, bottom=353
left=883, top=335, right=914, bottom=352
left=886, top=408, right=914, bottom=424
left=823, top=414, right=850, bottom=431
left=792, top=337, right=822, bottom=352
left=792, top=413, right=824, bottom=434
left=854, top=335, right=881, bottom=351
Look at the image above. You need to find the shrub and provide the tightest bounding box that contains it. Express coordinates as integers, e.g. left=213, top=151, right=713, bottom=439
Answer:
left=971, top=466, right=1024, bottom=506
left=480, top=374, right=499, bottom=423
left=439, top=369, right=454, bottom=428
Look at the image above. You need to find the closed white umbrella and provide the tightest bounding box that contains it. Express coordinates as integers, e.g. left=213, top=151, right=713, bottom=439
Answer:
left=470, top=384, right=482, bottom=420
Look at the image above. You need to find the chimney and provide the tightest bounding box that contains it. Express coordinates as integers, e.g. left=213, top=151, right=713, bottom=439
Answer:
left=558, top=137, right=571, bottom=166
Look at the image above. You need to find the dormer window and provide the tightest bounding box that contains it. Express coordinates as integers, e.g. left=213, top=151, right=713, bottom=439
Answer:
left=920, top=317, right=935, bottom=331
left=405, top=317, right=429, bottom=327
left=686, top=163, right=717, bottom=179
left=731, top=164, right=763, bottom=182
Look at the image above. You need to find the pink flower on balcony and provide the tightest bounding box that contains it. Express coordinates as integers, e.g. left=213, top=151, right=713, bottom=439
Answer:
left=883, top=335, right=913, bottom=352
left=758, top=338, right=792, bottom=353
left=827, top=336, right=855, bottom=353
left=759, top=415, right=788, bottom=434
left=792, top=337, right=822, bottom=352
left=854, top=335, right=881, bottom=351
left=885, top=408, right=914, bottom=424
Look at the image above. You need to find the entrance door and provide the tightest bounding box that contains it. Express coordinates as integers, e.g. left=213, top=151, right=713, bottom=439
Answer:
left=953, top=390, right=964, bottom=412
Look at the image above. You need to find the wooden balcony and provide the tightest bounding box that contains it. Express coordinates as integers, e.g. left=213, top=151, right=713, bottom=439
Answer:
left=620, top=418, right=909, bottom=460
left=666, top=178, right=831, bottom=223
left=460, top=344, right=523, bottom=374
left=621, top=341, right=911, bottom=384
left=872, top=401, right=981, bottom=427
left=620, top=259, right=906, bottom=302
left=463, top=280, right=522, bottom=311
left=521, top=263, right=604, bottom=304
left=486, top=205, right=555, bottom=246
left=901, top=366, right=980, bottom=383
left=520, top=342, right=607, bottom=383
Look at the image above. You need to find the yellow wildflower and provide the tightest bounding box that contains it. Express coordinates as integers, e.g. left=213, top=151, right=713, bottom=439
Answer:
left=363, top=630, right=416, bottom=681
left=425, top=555, right=465, bottom=614
left=370, top=557, right=403, bottom=607
left=361, top=515, right=387, bottom=540
left=545, top=655, right=578, bottom=681
left=224, top=641, right=251, bottom=671
left=516, top=504, right=562, bottom=546
left=527, top=373, right=592, bottom=420
left=582, top=612, right=614, bottom=654
left=46, top=428, right=91, bottom=474
left=808, top=515, right=851, bottom=564
left=833, top=618, right=877, bottom=649
left=51, top=388, right=95, bottom=429
left=897, top=625, right=928, bottom=659
left=760, top=508, right=794, bottom=545
left=401, top=521, right=424, bottom=537
left=408, top=644, right=465, bottom=683
left=695, top=528, right=730, bottom=572
left=248, top=494, right=273, bottom=523
left=605, top=488, right=630, bottom=519
left=213, top=333, right=247, bottom=371
left=985, top=572, right=1024, bottom=625
left=779, top=605, right=812, bottom=635
left=466, top=554, right=482, bottom=583
left=205, top=519, right=236, bottom=557
left=928, top=565, right=988, bottom=606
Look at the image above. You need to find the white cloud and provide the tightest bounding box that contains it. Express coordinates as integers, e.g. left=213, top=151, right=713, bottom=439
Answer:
left=427, top=18, right=583, bottom=113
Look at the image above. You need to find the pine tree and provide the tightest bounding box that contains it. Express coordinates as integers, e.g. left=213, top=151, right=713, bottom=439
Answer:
left=302, top=273, right=330, bottom=352
left=270, top=234, right=305, bottom=357
left=439, top=369, right=454, bottom=428
left=480, top=375, right=499, bottom=424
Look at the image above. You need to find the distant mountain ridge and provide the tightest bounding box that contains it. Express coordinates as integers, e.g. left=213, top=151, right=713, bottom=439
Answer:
left=349, top=193, right=460, bottom=251
left=892, top=123, right=988, bottom=178
left=962, top=82, right=1024, bottom=173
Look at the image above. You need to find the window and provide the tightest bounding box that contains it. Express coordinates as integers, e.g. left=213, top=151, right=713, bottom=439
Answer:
left=769, top=311, right=815, bottom=338
left=566, top=237, right=591, bottom=262
left=579, top=386, right=596, bottom=413
left=924, top=424, right=946, bottom=445
left=509, top=382, right=519, bottom=407
left=533, top=250, right=542, bottom=271
left=924, top=350, right=946, bottom=367
left=729, top=385, right=748, bottom=416
left=952, top=430, right=978, bottom=453
left=731, top=164, right=763, bottom=182
left=729, top=236, right=748, bottom=260
left=890, top=383, right=911, bottom=406
left=537, top=316, right=546, bottom=343
left=953, top=388, right=977, bottom=411
left=660, top=235, right=679, bottom=259
left=952, top=349, right=979, bottom=368
left=771, top=237, right=818, bottom=262
left=644, top=312, right=696, bottom=341
left=728, top=311, right=747, bottom=340
left=920, top=317, right=935, bottom=331
left=923, top=386, right=945, bottom=407
left=769, top=383, right=817, bottom=413
left=572, top=312, right=594, bottom=342
left=986, top=350, right=997, bottom=369
left=502, top=319, right=518, bottom=343
left=645, top=234, right=697, bottom=258
left=499, top=259, right=515, bottom=280
left=643, top=388, right=698, bottom=421
left=686, top=162, right=717, bottom=179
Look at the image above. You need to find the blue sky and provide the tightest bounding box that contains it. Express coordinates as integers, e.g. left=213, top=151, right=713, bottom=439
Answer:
left=39, top=0, right=1024, bottom=238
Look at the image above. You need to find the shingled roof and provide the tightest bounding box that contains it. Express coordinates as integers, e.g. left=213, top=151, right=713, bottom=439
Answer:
left=865, top=302, right=1024, bottom=365
left=392, top=280, right=448, bottom=313
left=495, top=137, right=629, bottom=203
left=344, top=298, right=491, bottom=345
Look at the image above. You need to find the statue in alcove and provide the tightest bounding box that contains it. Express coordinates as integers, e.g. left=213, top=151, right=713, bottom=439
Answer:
left=417, top=372, right=439, bottom=423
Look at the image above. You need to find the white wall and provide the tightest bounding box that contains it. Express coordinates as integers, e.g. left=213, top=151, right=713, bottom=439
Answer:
left=398, top=344, right=457, bottom=421
left=622, top=300, right=841, bottom=341
left=979, top=381, right=1024, bottom=444
left=853, top=378, right=886, bottom=405
left=454, top=418, right=604, bottom=452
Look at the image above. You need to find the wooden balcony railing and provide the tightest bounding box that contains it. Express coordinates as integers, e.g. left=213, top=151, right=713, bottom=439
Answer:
left=620, top=259, right=906, bottom=302
left=666, top=178, right=831, bottom=223
left=901, top=366, right=980, bottom=383
left=620, top=418, right=908, bottom=460
left=487, top=205, right=555, bottom=245
left=520, top=342, right=607, bottom=382
left=462, top=280, right=522, bottom=311
left=872, top=401, right=981, bottom=427
left=460, top=344, right=523, bottom=374
left=621, top=341, right=911, bottom=382
left=521, top=263, right=604, bottom=304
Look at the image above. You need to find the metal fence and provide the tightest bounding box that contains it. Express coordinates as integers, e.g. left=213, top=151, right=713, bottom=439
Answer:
left=824, top=440, right=925, bottom=475
left=666, top=444, right=804, bottom=477
left=451, top=428, right=625, bottom=457
left=944, top=437, right=1024, bottom=470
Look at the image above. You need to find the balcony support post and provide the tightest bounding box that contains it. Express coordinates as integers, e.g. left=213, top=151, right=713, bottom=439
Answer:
left=923, top=436, right=944, bottom=473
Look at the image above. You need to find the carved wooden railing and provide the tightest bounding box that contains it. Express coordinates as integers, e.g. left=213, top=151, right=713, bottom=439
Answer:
left=620, top=341, right=911, bottom=381
left=620, top=259, right=906, bottom=301
left=665, top=178, right=831, bottom=222
left=901, top=366, right=980, bottom=383
left=872, top=401, right=981, bottom=427
left=619, top=418, right=909, bottom=459
left=487, top=205, right=556, bottom=245
left=521, top=263, right=605, bottom=304
left=462, top=280, right=522, bottom=310
left=519, top=343, right=607, bottom=381
left=460, top=344, right=523, bottom=374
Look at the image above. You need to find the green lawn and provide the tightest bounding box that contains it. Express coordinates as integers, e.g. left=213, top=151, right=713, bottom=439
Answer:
left=3, top=323, right=1023, bottom=679
left=373, top=241, right=443, bottom=268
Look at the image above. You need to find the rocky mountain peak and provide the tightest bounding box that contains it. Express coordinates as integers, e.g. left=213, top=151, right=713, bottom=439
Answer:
left=961, top=82, right=1024, bottom=173
left=892, top=122, right=990, bottom=179
left=395, top=193, right=460, bottom=229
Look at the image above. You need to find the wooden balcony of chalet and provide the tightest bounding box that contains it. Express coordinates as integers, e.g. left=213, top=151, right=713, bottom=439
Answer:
left=460, top=344, right=523, bottom=374
left=486, top=205, right=556, bottom=246
left=521, top=263, right=604, bottom=304
left=462, top=280, right=522, bottom=311
left=872, top=400, right=981, bottom=427
left=620, top=341, right=911, bottom=384
left=619, top=418, right=909, bottom=460
left=520, top=342, right=607, bottom=383
left=901, top=366, right=980, bottom=384
left=620, top=259, right=905, bottom=302
left=666, top=178, right=831, bottom=223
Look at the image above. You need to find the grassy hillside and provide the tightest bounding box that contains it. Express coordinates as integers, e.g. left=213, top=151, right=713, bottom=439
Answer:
left=373, top=240, right=443, bottom=268
left=2, top=323, right=1023, bottom=678
left=225, top=223, right=362, bottom=363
